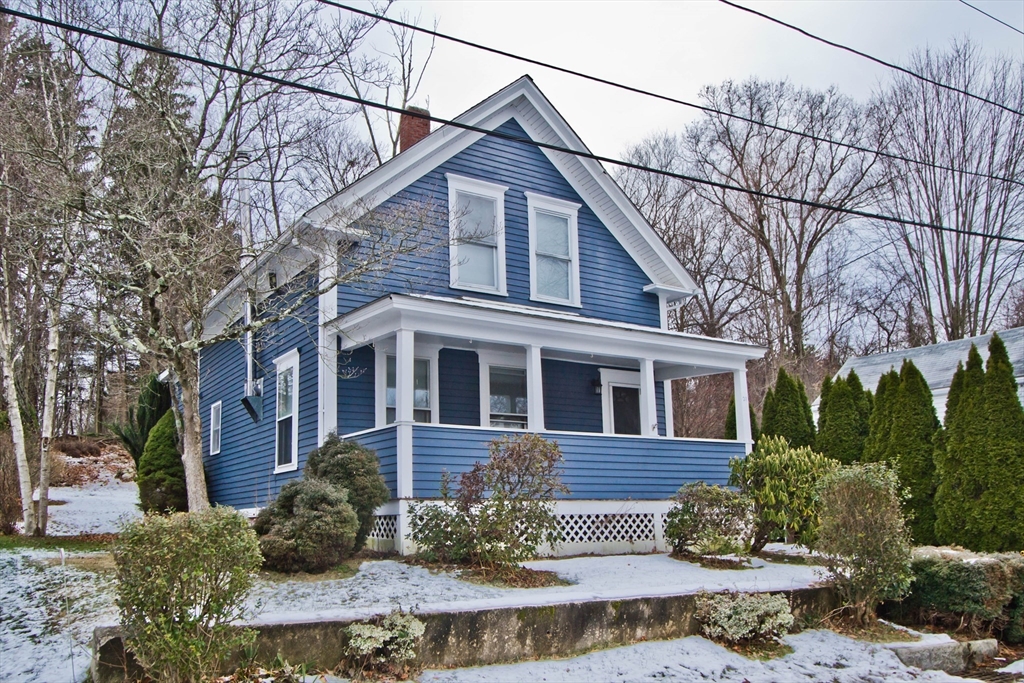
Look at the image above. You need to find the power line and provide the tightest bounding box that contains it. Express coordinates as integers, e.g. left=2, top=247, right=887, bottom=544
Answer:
left=959, top=0, right=1024, bottom=36
left=317, top=0, right=1024, bottom=189
left=4, top=6, right=1024, bottom=248
left=718, top=0, right=1024, bottom=118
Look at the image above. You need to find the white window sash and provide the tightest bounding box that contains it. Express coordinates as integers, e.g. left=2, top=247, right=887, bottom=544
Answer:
left=447, top=173, right=508, bottom=296
left=526, top=192, right=582, bottom=307
left=209, top=401, right=222, bottom=455
left=273, top=349, right=300, bottom=473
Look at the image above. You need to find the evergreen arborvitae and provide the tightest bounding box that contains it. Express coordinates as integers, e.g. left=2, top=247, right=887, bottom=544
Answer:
left=725, top=396, right=760, bottom=443
left=862, top=369, right=899, bottom=463
left=816, top=377, right=864, bottom=464
left=762, top=388, right=776, bottom=439
left=970, top=335, right=1024, bottom=551
left=799, top=379, right=816, bottom=446
left=934, top=346, right=986, bottom=547
left=137, top=410, right=187, bottom=513
left=761, top=368, right=815, bottom=449
left=847, top=370, right=872, bottom=442
left=818, top=376, right=833, bottom=435
left=886, top=360, right=939, bottom=545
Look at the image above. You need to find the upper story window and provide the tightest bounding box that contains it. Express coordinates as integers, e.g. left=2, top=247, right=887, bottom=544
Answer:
left=447, top=173, right=508, bottom=295
left=209, top=401, right=222, bottom=455
left=274, top=349, right=299, bottom=473
left=526, top=192, right=581, bottom=307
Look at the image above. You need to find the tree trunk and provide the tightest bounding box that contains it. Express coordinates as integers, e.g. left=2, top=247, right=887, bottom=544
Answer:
left=175, top=353, right=210, bottom=512
left=0, top=324, right=35, bottom=534
left=35, top=304, right=61, bottom=536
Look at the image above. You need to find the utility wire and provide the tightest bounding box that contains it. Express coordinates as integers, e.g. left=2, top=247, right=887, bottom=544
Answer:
left=959, top=0, right=1024, bottom=36
left=4, top=6, right=1024, bottom=247
left=718, top=0, right=1024, bottom=118
left=317, top=0, right=1024, bottom=189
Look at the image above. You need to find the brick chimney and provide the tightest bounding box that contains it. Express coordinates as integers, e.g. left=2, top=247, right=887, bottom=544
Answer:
left=398, top=106, right=431, bottom=153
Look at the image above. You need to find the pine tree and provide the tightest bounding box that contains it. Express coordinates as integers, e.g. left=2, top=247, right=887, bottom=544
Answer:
left=725, top=396, right=760, bottom=443
left=816, top=377, right=864, bottom=464
left=934, top=346, right=986, bottom=547
left=862, top=369, right=899, bottom=463
left=970, top=335, right=1024, bottom=551
left=761, top=368, right=815, bottom=449
left=886, top=360, right=939, bottom=545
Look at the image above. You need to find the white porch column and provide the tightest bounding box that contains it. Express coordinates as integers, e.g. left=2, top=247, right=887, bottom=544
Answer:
left=663, top=380, right=675, bottom=438
left=526, top=344, right=545, bottom=432
left=640, top=358, right=657, bottom=437
left=733, top=366, right=754, bottom=453
left=395, top=329, right=414, bottom=498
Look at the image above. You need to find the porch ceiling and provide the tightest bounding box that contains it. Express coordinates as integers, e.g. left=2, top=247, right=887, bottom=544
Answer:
left=326, top=294, right=765, bottom=371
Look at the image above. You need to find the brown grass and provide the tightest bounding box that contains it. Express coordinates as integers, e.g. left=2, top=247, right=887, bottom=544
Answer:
left=403, top=555, right=571, bottom=588
left=825, top=617, right=920, bottom=643
left=725, top=639, right=794, bottom=660
left=670, top=550, right=751, bottom=570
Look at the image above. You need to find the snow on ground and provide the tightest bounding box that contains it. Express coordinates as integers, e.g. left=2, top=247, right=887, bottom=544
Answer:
left=0, top=549, right=117, bottom=683
left=999, top=658, right=1024, bottom=674
left=420, top=629, right=979, bottom=683
left=44, top=474, right=141, bottom=535
left=248, top=554, right=821, bottom=625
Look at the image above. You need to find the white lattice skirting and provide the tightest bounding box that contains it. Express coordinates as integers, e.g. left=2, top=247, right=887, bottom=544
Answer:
left=366, top=500, right=674, bottom=556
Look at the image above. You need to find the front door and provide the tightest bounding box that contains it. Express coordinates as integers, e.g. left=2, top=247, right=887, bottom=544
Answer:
left=611, top=385, right=641, bottom=435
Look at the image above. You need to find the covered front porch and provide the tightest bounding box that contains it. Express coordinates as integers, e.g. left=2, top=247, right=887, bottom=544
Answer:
left=322, top=294, right=765, bottom=554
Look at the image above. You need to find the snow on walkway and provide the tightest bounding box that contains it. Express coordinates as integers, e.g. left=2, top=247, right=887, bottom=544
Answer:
left=249, top=554, right=821, bottom=624
left=0, top=549, right=117, bottom=683
left=43, top=475, right=141, bottom=536
left=421, top=629, right=979, bottom=683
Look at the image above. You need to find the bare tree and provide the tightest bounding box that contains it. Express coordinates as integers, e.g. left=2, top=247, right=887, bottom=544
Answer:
left=871, top=41, right=1024, bottom=342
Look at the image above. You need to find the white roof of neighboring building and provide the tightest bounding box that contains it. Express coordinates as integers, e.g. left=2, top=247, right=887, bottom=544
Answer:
left=820, top=327, right=1024, bottom=418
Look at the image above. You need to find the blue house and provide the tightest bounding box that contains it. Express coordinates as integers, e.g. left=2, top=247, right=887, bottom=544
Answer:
left=198, top=77, right=764, bottom=555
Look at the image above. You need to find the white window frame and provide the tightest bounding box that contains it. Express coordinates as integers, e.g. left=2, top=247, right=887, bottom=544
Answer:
left=209, top=401, right=222, bottom=455
left=273, top=349, right=300, bottom=474
left=447, top=173, right=508, bottom=296
left=599, top=368, right=641, bottom=435
left=375, top=343, right=440, bottom=427
left=478, top=349, right=529, bottom=429
left=526, top=192, right=582, bottom=307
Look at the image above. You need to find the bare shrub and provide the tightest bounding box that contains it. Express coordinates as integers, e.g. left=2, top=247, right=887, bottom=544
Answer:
left=664, top=482, right=750, bottom=556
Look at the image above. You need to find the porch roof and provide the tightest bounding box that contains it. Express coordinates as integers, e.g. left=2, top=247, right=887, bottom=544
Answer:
left=325, top=294, right=765, bottom=375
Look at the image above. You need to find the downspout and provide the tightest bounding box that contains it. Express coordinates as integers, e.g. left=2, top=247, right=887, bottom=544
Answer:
left=238, top=157, right=256, bottom=397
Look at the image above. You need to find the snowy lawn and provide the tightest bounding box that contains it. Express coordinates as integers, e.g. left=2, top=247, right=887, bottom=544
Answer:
left=420, top=629, right=980, bottom=682
left=33, top=474, right=141, bottom=536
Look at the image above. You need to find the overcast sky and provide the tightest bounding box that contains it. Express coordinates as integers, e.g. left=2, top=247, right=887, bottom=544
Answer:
left=363, top=0, right=1024, bottom=159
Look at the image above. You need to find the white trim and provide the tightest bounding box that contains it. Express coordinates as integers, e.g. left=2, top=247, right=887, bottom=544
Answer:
left=345, top=421, right=742, bottom=443
left=209, top=401, right=222, bottom=455
left=273, top=349, right=300, bottom=474
left=663, top=379, right=675, bottom=438
left=640, top=358, right=658, bottom=437
left=446, top=173, right=508, bottom=296
left=526, top=191, right=581, bottom=307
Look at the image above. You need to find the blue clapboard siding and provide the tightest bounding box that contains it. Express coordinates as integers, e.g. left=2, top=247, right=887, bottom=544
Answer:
left=411, top=425, right=743, bottom=500
left=439, top=349, right=480, bottom=426
left=337, top=119, right=661, bottom=328
left=201, top=285, right=320, bottom=510
left=656, top=381, right=666, bottom=437
left=542, top=359, right=602, bottom=433
left=350, top=426, right=398, bottom=498
left=338, top=345, right=375, bottom=434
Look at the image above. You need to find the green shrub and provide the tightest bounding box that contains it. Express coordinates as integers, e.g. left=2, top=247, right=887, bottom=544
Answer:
left=254, top=478, right=359, bottom=573
left=664, top=482, right=750, bottom=556
left=137, top=410, right=187, bottom=513
left=760, top=368, right=815, bottom=449
left=409, top=433, right=569, bottom=569
left=816, top=376, right=865, bottom=465
left=695, top=591, right=794, bottom=643
left=814, top=463, right=913, bottom=625
left=110, top=373, right=172, bottom=468
left=890, top=551, right=1024, bottom=641
left=344, top=610, right=425, bottom=677
left=113, top=508, right=262, bottom=683
left=729, top=435, right=838, bottom=552
left=724, top=395, right=760, bottom=443
left=304, top=434, right=390, bottom=551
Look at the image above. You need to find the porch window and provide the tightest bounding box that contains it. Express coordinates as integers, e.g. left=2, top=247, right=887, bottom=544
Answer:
left=526, top=192, right=581, bottom=306
left=447, top=174, right=508, bottom=295
left=386, top=355, right=431, bottom=423
left=489, top=366, right=528, bottom=428
left=274, top=349, right=299, bottom=472
left=209, top=401, right=222, bottom=455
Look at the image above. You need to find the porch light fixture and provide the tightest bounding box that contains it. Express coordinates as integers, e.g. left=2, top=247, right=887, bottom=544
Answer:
left=591, top=379, right=602, bottom=395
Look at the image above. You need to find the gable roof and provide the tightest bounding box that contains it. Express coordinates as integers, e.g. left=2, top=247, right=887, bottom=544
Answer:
left=302, top=75, right=698, bottom=299
left=832, top=326, right=1024, bottom=397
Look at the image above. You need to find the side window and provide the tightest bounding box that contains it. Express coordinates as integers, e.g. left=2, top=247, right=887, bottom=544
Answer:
left=526, top=192, right=581, bottom=306
left=209, top=401, right=222, bottom=455
left=488, top=366, right=528, bottom=429
left=386, top=356, right=431, bottom=424
left=274, top=350, right=299, bottom=472
left=447, top=173, right=508, bottom=295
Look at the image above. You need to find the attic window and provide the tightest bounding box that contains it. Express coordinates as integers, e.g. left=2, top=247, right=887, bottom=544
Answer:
left=526, top=192, right=581, bottom=307
left=447, top=173, right=508, bottom=296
